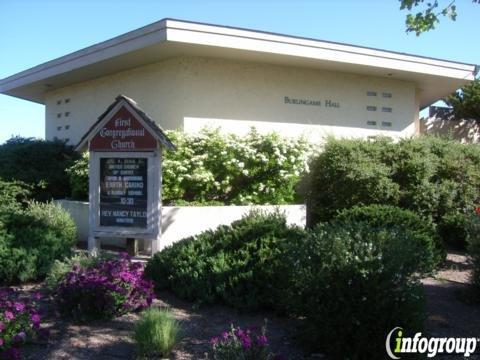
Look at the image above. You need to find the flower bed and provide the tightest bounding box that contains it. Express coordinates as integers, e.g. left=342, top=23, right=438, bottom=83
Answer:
left=210, top=324, right=283, bottom=360
left=55, top=253, right=154, bottom=322
left=0, top=288, right=47, bottom=359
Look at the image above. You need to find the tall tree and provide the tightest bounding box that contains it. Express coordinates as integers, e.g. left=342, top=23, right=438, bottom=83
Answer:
left=399, top=0, right=479, bottom=35
left=445, top=78, right=480, bottom=121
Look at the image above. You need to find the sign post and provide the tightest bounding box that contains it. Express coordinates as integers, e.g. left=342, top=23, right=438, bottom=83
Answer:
left=75, top=95, right=175, bottom=256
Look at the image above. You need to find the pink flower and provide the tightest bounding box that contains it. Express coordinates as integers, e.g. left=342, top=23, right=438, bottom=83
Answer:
left=4, top=311, right=14, bottom=321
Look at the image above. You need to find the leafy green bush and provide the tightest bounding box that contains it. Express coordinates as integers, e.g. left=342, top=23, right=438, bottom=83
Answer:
left=306, top=136, right=480, bottom=248
left=134, top=308, right=181, bottom=358
left=145, top=211, right=306, bottom=311
left=438, top=212, right=472, bottom=250
left=65, top=151, right=89, bottom=201
left=0, top=137, right=79, bottom=201
left=285, top=222, right=426, bottom=359
left=335, top=204, right=443, bottom=270
left=44, top=253, right=100, bottom=290
left=0, top=179, right=31, bottom=210
left=0, top=201, right=77, bottom=284
left=468, top=211, right=480, bottom=300
left=67, top=128, right=313, bottom=204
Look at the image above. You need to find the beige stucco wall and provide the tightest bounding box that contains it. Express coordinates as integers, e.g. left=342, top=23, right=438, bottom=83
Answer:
left=420, top=116, right=480, bottom=143
left=57, top=199, right=306, bottom=251
left=45, top=56, right=418, bottom=144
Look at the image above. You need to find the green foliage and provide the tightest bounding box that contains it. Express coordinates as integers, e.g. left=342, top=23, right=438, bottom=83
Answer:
left=65, top=151, right=89, bottom=201
left=0, top=137, right=79, bottom=201
left=445, top=78, right=480, bottom=122
left=0, top=179, right=31, bottom=210
left=0, top=201, right=76, bottom=284
left=438, top=212, right=472, bottom=250
left=147, top=212, right=430, bottom=359
left=67, top=128, right=313, bottom=204
left=145, top=211, right=306, bottom=311
left=335, top=204, right=443, bottom=270
left=399, top=0, right=479, bottom=35
left=468, top=213, right=480, bottom=300
left=44, top=253, right=99, bottom=290
left=284, top=222, right=426, bottom=358
left=134, top=308, right=181, bottom=358
left=307, top=136, right=480, bottom=249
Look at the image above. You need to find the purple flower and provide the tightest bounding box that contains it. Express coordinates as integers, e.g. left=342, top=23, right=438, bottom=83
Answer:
left=4, top=311, right=14, bottom=321
left=221, top=331, right=229, bottom=340
left=33, top=292, right=42, bottom=300
left=210, top=336, right=220, bottom=345
left=13, top=331, right=26, bottom=343
left=256, top=335, right=268, bottom=346
left=30, top=313, right=41, bottom=328
left=0, top=338, right=3, bottom=346
left=240, top=335, right=252, bottom=349
left=13, top=302, right=25, bottom=312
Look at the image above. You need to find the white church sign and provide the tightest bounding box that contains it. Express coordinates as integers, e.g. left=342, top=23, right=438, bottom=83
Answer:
left=75, top=95, right=175, bottom=255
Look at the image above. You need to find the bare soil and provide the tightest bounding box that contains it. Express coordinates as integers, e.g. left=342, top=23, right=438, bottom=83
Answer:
left=18, top=251, right=480, bottom=359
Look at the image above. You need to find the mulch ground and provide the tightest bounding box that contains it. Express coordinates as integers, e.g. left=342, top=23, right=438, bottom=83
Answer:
left=19, top=252, right=480, bottom=359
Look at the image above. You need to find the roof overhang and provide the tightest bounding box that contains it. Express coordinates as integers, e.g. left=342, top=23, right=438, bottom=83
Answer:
left=0, top=18, right=477, bottom=108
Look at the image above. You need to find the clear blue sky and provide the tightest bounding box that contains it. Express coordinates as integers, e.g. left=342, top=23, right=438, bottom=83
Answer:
left=0, top=0, right=478, bottom=144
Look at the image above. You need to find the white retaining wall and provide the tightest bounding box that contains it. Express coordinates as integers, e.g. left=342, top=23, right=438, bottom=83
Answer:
left=57, top=200, right=306, bottom=251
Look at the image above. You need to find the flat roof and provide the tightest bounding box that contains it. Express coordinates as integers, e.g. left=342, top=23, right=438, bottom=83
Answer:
left=0, top=18, right=477, bottom=108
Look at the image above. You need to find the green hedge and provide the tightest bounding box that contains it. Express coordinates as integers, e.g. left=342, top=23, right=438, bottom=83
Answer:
left=67, top=128, right=313, bottom=205
left=284, top=222, right=425, bottom=358
left=145, top=211, right=306, bottom=312
left=335, top=204, right=444, bottom=270
left=469, top=213, right=480, bottom=301
left=0, top=188, right=77, bottom=284
left=146, top=210, right=432, bottom=358
left=0, top=137, right=79, bottom=201
left=306, top=136, right=480, bottom=248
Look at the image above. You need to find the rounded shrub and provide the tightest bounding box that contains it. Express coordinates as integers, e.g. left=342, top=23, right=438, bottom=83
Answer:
left=335, top=204, right=444, bottom=270
left=284, top=222, right=426, bottom=359
left=0, top=201, right=77, bottom=284
left=468, top=211, right=480, bottom=300
left=305, top=136, right=480, bottom=249
left=145, top=210, right=306, bottom=312
left=0, top=137, right=79, bottom=201
left=438, top=212, right=472, bottom=250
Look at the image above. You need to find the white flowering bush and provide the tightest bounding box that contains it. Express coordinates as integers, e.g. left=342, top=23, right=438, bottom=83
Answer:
left=68, top=128, right=313, bottom=205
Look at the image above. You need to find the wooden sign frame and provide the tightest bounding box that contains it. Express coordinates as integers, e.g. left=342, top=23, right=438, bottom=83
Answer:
left=88, top=150, right=162, bottom=254
left=76, top=95, right=175, bottom=256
